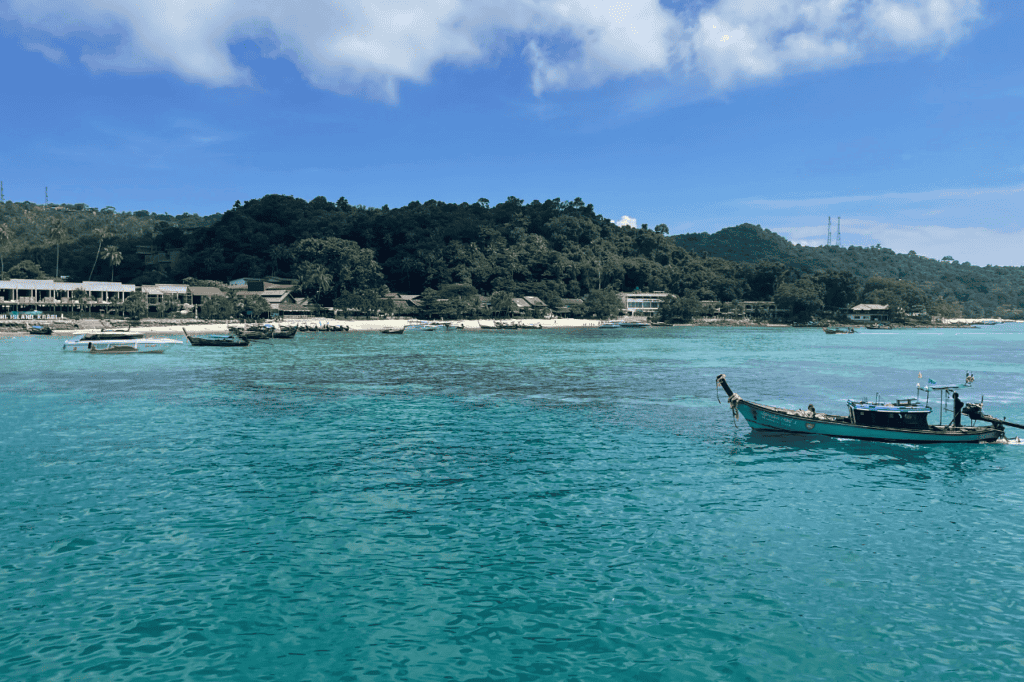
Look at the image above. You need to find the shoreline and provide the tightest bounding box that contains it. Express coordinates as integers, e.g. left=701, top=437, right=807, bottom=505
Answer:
left=1, top=316, right=1019, bottom=337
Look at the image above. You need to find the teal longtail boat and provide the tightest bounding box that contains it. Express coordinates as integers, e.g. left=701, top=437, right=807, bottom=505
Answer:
left=715, top=374, right=1009, bottom=444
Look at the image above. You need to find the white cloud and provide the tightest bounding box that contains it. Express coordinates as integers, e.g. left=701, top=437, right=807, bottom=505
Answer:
left=744, top=184, right=1024, bottom=210
left=24, top=41, right=65, bottom=63
left=616, top=214, right=637, bottom=227
left=0, top=0, right=982, bottom=101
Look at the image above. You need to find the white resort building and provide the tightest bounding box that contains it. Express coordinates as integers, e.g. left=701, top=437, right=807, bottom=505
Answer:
left=619, top=291, right=671, bottom=316
left=0, top=279, right=136, bottom=316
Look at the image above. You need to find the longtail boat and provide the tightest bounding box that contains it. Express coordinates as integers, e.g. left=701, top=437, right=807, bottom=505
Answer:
left=183, top=328, right=249, bottom=347
left=714, top=374, right=1013, bottom=444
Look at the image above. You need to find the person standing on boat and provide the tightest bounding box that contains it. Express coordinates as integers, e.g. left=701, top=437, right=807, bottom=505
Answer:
left=953, top=392, right=964, bottom=427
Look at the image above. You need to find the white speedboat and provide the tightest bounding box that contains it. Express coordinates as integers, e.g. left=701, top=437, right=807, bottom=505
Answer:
left=64, top=329, right=183, bottom=353
left=404, top=321, right=439, bottom=331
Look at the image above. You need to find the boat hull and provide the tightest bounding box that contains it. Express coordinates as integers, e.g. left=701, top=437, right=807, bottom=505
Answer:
left=735, top=400, right=1001, bottom=443
left=64, top=338, right=182, bottom=353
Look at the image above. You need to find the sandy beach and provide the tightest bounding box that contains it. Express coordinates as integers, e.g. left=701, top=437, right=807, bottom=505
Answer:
left=2, top=316, right=1019, bottom=337
left=0, top=317, right=608, bottom=336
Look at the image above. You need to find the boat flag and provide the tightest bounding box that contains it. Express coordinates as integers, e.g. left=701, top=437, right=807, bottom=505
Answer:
left=928, top=378, right=936, bottom=385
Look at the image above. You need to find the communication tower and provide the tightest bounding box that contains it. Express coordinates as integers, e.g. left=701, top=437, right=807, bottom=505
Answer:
left=827, top=217, right=832, bottom=246
left=836, top=217, right=841, bottom=247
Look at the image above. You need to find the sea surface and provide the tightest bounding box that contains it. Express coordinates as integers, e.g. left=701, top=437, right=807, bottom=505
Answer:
left=3, top=324, right=1024, bottom=681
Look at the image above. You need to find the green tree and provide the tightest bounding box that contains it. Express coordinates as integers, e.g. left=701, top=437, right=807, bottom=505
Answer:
left=815, top=270, right=859, bottom=310
left=292, top=237, right=383, bottom=297
left=48, top=218, right=68, bottom=279
left=746, top=261, right=787, bottom=300
left=296, top=261, right=334, bottom=305
left=583, top=287, right=622, bottom=319
left=488, top=291, right=515, bottom=318
left=87, top=226, right=112, bottom=281
left=102, top=245, right=123, bottom=281
left=0, top=222, right=11, bottom=276
left=656, top=292, right=701, bottom=323
left=200, top=295, right=239, bottom=319
left=239, top=294, right=271, bottom=318
left=862, top=277, right=927, bottom=320
left=335, top=286, right=394, bottom=318
left=773, top=277, right=825, bottom=322
left=7, top=260, right=48, bottom=279
left=122, top=291, right=149, bottom=319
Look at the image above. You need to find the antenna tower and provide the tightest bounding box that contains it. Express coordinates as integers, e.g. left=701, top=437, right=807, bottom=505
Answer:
left=45, top=187, right=48, bottom=208
left=1, top=181, right=4, bottom=203
left=827, top=217, right=832, bottom=246
left=836, top=217, right=841, bottom=247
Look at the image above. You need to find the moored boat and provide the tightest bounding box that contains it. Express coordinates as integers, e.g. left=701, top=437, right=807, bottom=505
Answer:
left=714, top=374, right=1006, bottom=444
left=183, top=328, right=250, bottom=347
left=404, top=321, right=439, bottom=331
left=229, top=323, right=274, bottom=340
left=824, top=326, right=856, bottom=334
left=64, top=334, right=182, bottom=353
left=28, top=325, right=53, bottom=335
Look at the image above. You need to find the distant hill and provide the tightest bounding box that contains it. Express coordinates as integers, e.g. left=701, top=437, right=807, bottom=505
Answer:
left=672, top=223, right=796, bottom=263
left=674, top=223, right=1024, bottom=318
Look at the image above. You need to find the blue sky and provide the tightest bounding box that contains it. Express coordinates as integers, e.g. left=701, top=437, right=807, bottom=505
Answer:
left=1, top=0, right=1022, bottom=265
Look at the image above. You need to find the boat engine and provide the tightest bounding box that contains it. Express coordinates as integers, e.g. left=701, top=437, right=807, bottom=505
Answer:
left=964, top=403, right=985, bottom=421
left=962, top=402, right=1024, bottom=433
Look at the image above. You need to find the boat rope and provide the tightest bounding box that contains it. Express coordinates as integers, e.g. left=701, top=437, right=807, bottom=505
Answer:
left=715, top=374, right=726, bottom=403
left=727, top=393, right=741, bottom=421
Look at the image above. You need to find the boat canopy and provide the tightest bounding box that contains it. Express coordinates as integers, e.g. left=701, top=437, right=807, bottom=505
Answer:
left=847, top=400, right=931, bottom=428
left=847, top=400, right=930, bottom=414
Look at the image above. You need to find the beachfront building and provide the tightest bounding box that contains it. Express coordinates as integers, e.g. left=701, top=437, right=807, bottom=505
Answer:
left=847, top=303, right=890, bottom=322
left=552, top=299, right=584, bottom=317
left=619, top=291, right=671, bottom=317
left=741, top=301, right=783, bottom=318
left=187, top=286, right=227, bottom=309
left=141, top=284, right=191, bottom=313
left=0, top=278, right=136, bottom=317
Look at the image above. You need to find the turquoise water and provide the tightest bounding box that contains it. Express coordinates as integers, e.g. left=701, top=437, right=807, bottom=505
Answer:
left=3, top=325, right=1024, bottom=681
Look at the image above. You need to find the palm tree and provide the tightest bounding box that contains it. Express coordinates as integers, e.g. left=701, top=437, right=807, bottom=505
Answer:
left=102, top=245, right=122, bottom=281
left=87, top=226, right=112, bottom=281
left=298, top=262, right=333, bottom=306
left=269, top=244, right=291, bottom=276
left=48, top=219, right=68, bottom=280
left=0, top=222, right=10, bottom=277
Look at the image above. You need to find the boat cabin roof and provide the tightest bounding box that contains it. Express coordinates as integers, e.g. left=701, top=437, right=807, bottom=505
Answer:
left=848, top=400, right=931, bottom=414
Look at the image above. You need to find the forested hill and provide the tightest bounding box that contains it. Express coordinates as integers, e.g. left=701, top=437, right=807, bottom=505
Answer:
left=2, top=195, right=1022, bottom=318
left=673, top=223, right=796, bottom=263
left=674, top=223, right=1024, bottom=317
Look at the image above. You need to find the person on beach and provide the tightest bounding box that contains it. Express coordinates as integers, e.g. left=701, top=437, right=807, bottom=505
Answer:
left=952, top=392, right=964, bottom=427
